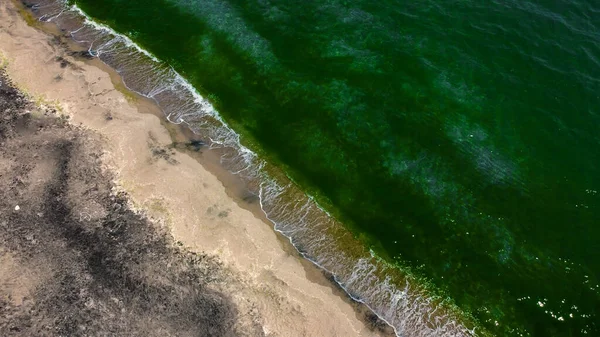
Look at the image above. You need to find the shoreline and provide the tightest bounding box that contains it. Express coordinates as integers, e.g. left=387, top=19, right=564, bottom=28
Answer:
left=1, top=1, right=397, bottom=336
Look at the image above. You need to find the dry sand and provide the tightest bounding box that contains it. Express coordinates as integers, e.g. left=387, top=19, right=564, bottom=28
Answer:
left=0, top=76, right=243, bottom=336
left=0, top=1, right=394, bottom=336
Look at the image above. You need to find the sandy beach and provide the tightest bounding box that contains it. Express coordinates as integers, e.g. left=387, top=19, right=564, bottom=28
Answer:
left=0, top=1, right=394, bottom=336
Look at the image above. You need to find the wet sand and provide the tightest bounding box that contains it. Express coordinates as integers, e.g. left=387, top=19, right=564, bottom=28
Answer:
left=0, top=1, right=394, bottom=336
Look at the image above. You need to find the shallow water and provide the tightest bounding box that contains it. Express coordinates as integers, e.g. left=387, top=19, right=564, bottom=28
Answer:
left=28, top=0, right=600, bottom=335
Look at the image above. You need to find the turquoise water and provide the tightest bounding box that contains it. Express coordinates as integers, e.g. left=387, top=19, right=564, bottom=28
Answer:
left=33, top=0, right=600, bottom=335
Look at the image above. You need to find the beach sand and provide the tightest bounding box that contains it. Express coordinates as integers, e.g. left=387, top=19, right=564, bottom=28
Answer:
left=0, top=1, right=394, bottom=336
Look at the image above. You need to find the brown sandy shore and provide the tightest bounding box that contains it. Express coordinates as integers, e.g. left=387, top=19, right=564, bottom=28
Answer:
left=0, top=1, right=397, bottom=336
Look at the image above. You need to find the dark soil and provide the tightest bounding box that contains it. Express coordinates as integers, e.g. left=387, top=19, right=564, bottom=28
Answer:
left=0, top=70, right=244, bottom=336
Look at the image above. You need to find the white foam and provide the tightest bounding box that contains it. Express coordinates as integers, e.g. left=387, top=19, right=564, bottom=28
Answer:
left=69, top=5, right=161, bottom=63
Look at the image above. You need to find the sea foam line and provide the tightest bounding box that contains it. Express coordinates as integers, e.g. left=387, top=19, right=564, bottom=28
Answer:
left=30, top=2, right=484, bottom=336
left=257, top=181, right=401, bottom=337
left=63, top=3, right=258, bottom=164
left=56, top=5, right=161, bottom=63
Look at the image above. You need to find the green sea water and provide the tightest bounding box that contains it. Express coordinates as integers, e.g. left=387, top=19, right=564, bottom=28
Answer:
left=57, top=0, right=600, bottom=335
